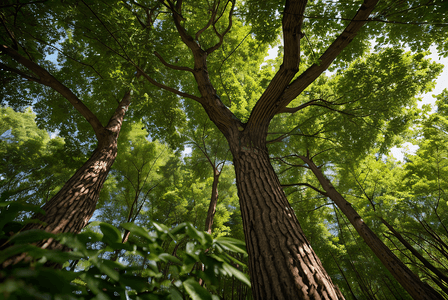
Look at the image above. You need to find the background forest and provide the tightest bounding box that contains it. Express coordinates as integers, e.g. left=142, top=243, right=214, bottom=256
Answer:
left=1, top=0, right=448, bottom=299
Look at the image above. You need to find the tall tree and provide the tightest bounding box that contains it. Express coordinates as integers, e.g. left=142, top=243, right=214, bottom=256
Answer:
left=136, top=0, right=444, bottom=298
left=298, top=154, right=443, bottom=299
left=2, top=0, right=447, bottom=298
left=0, top=2, right=134, bottom=259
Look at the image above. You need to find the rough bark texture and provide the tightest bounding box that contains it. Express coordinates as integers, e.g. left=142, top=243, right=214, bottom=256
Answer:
left=151, top=0, right=379, bottom=298
left=205, top=169, right=220, bottom=234
left=230, top=141, right=344, bottom=300
left=300, top=155, right=444, bottom=300
left=2, top=94, right=130, bottom=267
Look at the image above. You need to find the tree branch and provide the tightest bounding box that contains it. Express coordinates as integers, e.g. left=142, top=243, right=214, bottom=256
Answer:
left=281, top=0, right=379, bottom=105
left=195, top=1, right=216, bottom=41
left=136, top=66, right=203, bottom=103
left=154, top=51, right=194, bottom=72
left=245, top=0, right=307, bottom=134
left=105, top=91, right=131, bottom=134
left=206, top=0, right=235, bottom=54
left=1, top=45, right=105, bottom=138
left=0, top=62, right=39, bottom=82
left=162, top=0, right=242, bottom=135
left=279, top=99, right=318, bottom=114
left=281, top=182, right=327, bottom=196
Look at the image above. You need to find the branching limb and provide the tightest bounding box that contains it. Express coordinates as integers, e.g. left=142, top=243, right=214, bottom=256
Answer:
left=0, top=61, right=39, bottom=82
left=245, top=0, right=308, bottom=134
left=135, top=66, right=203, bottom=103
left=281, top=0, right=379, bottom=106
left=308, top=202, right=333, bottom=212
left=279, top=99, right=319, bottom=114
left=281, top=182, right=327, bottom=196
left=0, top=14, right=19, bottom=51
left=122, top=1, right=160, bottom=29
left=0, top=13, right=34, bottom=61
left=161, top=0, right=241, bottom=134
left=310, top=148, right=334, bottom=160
left=1, top=45, right=104, bottom=138
left=163, top=0, right=199, bottom=51
left=195, top=1, right=216, bottom=41
left=272, top=155, right=309, bottom=169
left=206, top=0, right=235, bottom=54
left=190, top=136, right=215, bottom=169
left=267, top=126, right=325, bottom=144
left=154, top=51, right=194, bottom=72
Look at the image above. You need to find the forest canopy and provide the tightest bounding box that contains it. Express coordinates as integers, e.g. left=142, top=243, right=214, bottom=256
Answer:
left=1, top=0, right=448, bottom=299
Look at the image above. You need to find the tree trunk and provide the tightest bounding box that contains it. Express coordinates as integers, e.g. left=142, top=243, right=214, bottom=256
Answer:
left=2, top=94, right=130, bottom=267
left=205, top=168, right=220, bottom=234
left=299, top=155, right=444, bottom=300
left=230, top=141, right=344, bottom=300
left=381, top=217, right=448, bottom=288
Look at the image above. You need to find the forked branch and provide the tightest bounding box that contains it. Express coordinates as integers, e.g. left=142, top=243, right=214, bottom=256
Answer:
left=154, top=51, right=194, bottom=72
left=206, top=0, right=235, bottom=54
left=135, top=66, right=203, bottom=103
left=281, top=182, right=326, bottom=195
left=281, top=0, right=379, bottom=105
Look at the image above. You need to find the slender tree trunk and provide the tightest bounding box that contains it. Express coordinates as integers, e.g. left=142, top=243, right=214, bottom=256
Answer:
left=330, top=252, right=358, bottom=300
left=229, top=141, right=344, bottom=300
left=205, top=168, right=220, bottom=234
left=2, top=94, right=130, bottom=267
left=299, top=155, right=444, bottom=300
left=381, top=218, right=448, bottom=288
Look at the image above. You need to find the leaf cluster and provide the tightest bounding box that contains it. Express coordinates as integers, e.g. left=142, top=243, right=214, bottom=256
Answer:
left=0, top=202, right=250, bottom=300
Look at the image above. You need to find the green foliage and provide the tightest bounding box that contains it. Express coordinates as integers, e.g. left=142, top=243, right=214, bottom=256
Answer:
left=0, top=202, right=250, bottom=300
left=2, top=0, right=448, bottom=298
left=0, top=107, right=84, bottom=208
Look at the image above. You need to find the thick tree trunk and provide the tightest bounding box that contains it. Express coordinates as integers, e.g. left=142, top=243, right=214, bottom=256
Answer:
left=230, top=141, right=344, bottom=300
left=27, top=140, right=117, bottom=239
left=2, top=94, right=130, bottom=267
left=204, top=168, right=220, bottom=234
left=300, top=155, right=444, bottom=300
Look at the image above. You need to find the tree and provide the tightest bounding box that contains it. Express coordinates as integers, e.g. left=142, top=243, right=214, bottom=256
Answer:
left=0, top=2, right=134, bottom=260
left=184, top=117, right=231, bottom=234
left=141, top=1, right=444, bottom=298
left=2, top=0, right=447, bottom=299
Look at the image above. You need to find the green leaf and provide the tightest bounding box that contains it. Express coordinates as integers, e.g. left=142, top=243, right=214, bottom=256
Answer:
left=0, top=203, right=44, bottom=231
left=8, top=229, right=56, bottom=244
left=221, top=262, right=251, bottom=287
left=183, top=278, right=214, bottom=300
left=214, top=237, right=247, bottom=254
left=169, top=287, right=184, bottom=300
left=185, top=224, right=212, bottom=246
left=99, top=222, right=122, bottom=245
left=121, top=222, right=154, bottom=242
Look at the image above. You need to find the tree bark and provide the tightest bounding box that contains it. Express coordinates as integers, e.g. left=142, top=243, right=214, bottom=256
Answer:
left=230, top=141, right=344, bottom=300
left=204, top=168, right=220, bottom=234
left=299, top=155, right=444, bottom=300
left=154, top=0, right=379, bottom=298
left=2, top=93, right=130, bottom=267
